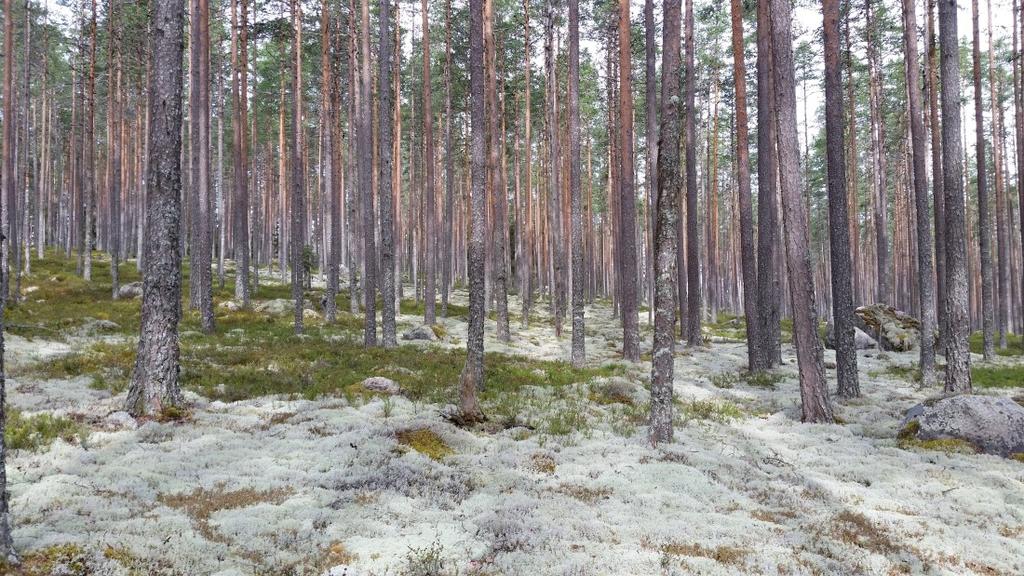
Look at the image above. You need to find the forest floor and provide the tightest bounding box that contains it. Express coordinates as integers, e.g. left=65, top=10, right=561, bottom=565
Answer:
left=3, top=254, right=1024, bottom=576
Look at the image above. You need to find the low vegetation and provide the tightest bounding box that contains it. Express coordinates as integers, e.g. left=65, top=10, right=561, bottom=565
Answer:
left=5, top=409, right=87, bottom=451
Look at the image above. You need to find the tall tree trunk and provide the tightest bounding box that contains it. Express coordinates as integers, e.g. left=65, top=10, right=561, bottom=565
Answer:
left=903, top=0, right=937, bottom=387
left=109, top=0, right=122, bottom=300
left=360, top=0, right=377, bottom=345
left=771, top=0, right=834, bottom=423
left=569, top=0, right=584, bottom=366
left=423, top=0, right=437, bottom=326
left=485, top=0, right=510, bottom=341
left=460, top=0, right=486, bottom=422
left=939, top=0, right=972, bottom=392
left=752, top=0, right=780, bottom=369
left=380, top=0, right=396, bottom=346
left=543, top=0, right=564, bottom=336
left=291, top=0, right=306, bottom=334
left=0, top=0, right=18, bottom=560
left=125, top=0, right=186, bottom=416
left=619, top=0, right=639, bottom=361
left=644, top=0, right=657, bottom=325
left=926, top=0, right=946, bottom=354
left=323, top=0, right=338, bottom=323
left=683, top=0, right=701, bottom=347
left=866, top=0, right=889, bottom=305
left=649, top=0, right=681, bottom=445
left=730, top=0, right=759, bottom=368
left=192, top=0, right=214, bottom=332
left=972, top=0, right=995, bottom=360
left=988, top=0, right=1009, bottom=349
left=823, top=0, right=860, bottom=397
left=442, top=0, right=454, bottom=318
left=232, top=0, right=250, bottom=306
left=83, top=0, right=96, bottom=282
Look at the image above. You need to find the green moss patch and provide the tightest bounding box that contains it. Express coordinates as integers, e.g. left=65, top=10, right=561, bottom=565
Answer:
left=396, top=428, right=453, bottom=460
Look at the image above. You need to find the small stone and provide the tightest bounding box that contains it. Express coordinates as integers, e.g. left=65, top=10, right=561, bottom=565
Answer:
left=116, top=281, right=144, bottom=299
left=103, top=411, right=138, bottom=431
left=360, top=376, right=400, bottom=395
left=219, top=300, right=241, bottom=311
left=824, top=359, right=837, bottom=370
left=402, top=325, right=437, bottom=341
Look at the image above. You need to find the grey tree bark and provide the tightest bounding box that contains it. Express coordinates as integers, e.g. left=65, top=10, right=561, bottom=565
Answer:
left=569, top=0, right=584, bottom=367
left=291, top=0, right=306, bottom=334
left=423, top=0, right=437, bottom=326
left=938, top=0, right=972, bottom=392
left=323, top=0, right=338, bottom=323
left=380, top=0, right=397, bottom=347
left=824, top=0, right=860, bottom=397
left=231, top=0, right=250, bottom=307
left=125, top=0, right=186, bottom=417
left=544, top=0, right=565, bottom=337
left=460, top=0, right=486, bottom=422
left=770, top=0, right=834, bottom=423
left=649, top=0, right=681, bottom=445
left=903, top=0, right=937, bottom=387
left=360, top=0, right=377, bottom=345
left=683, top=0, right=701, bottom=347
left=752, top=0, right=781, bottom=370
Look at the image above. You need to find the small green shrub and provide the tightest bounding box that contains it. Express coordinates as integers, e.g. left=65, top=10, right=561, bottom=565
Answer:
left=6, top=409, right=87, bottom=451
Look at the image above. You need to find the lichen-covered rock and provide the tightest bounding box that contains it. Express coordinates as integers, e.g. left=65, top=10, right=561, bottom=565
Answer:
left=854, top=304, right=921, bottom=352
left=402, top=325, right=437, bottom=341
left=254, top=298, right=294, bottom=315
left=825, top=321, right=878, bottom=350
left=359, top=376, right=401, bottom=395
left=901, top=395, right=1024, bottom=457
left=219, top=299, right=242, bottom=311
left=73, top=317, right=122, bottom=337
left=116, top=281, right=143, bottom=299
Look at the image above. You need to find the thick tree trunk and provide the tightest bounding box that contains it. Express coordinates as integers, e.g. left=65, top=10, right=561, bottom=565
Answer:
left=460, top=0, right=486, bottom=422
left=125, top=0, right=186, bottom=417
left=649, top=0, right=681, bottom=445
left=939, top=0, right=972, bottom=392
left=824, top=0, right=860, bottom=397
left=380, top=0, right=396, bottom=346
left=619, top=0, right=639, bottom=361
left=569, top=0, right=584, bottom=366
left=752, top=0, right=781, bottom=370
left=903, top=0, right=937, bottom=387
left=771, top=0, right=834, bottom=423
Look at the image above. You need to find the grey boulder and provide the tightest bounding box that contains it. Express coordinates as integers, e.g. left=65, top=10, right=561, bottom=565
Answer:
left=901, top=394, right=1024, bottom=458
left=402, top=325, right=438, bottom=341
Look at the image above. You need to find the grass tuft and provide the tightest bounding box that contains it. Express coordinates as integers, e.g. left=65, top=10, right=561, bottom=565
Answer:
left=5, top=409, right=87, bottom=451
